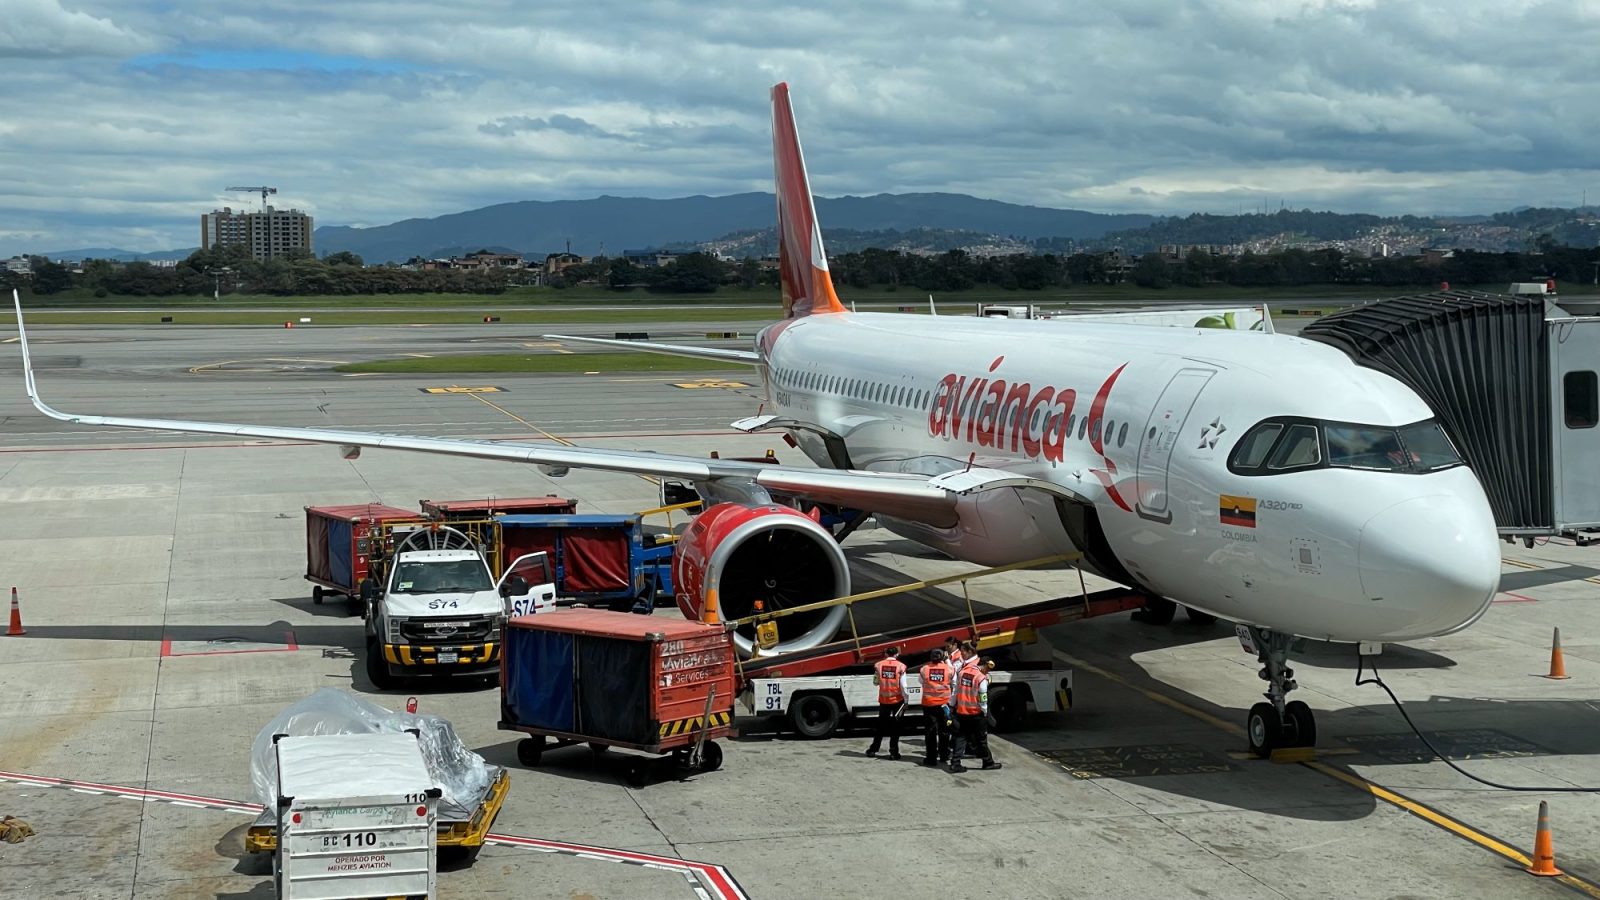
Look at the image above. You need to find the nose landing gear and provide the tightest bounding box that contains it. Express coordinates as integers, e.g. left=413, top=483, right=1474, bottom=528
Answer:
left=1240, top=626, right=1316, bottom=758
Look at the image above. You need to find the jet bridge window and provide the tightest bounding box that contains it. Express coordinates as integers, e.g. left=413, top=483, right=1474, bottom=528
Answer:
left=1564, top=371, right=1597, bottom=429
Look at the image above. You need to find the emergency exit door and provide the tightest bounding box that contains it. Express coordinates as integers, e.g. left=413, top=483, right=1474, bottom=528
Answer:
left=1135, top=367, right=1216, bottom=523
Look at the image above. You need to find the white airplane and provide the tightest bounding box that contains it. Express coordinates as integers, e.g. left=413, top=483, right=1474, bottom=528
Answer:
left=11, top=82, right=1500, bottom=757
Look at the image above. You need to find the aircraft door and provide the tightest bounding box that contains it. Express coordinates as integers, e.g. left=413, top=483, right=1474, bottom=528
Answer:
left=1135, top=367, right=1216, bottom=523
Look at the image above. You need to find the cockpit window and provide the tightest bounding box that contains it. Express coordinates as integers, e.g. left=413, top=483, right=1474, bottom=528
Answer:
left=1395, top=420, right=1464, bottom=471
left=1325, top=424, right=1406, bottom=470
left=1267, top=424, right=1321, bottom=470
left=1231, top=422, right=1282, bottom=469
left=1230, top=417, right=1462, bottom=476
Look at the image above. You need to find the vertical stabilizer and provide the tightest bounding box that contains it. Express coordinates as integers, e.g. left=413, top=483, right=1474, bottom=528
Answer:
left=771, top=82, right=847, bottom=318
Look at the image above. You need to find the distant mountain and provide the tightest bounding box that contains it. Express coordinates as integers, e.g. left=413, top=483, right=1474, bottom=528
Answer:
left=39, top=247, right=197, bottom=262
left=314, top=193, right=1155, bottom=263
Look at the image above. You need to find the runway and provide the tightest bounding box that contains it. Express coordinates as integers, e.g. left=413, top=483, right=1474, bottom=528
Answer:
left=1, top=316, right=1596, bottom=899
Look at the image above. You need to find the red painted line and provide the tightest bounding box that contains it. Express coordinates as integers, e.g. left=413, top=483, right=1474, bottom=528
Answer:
left=0, top=771, right=263, bottom=811
left=0, top=769, right=748, bottom=899
left=1492, top=591, right=1538, bottom=604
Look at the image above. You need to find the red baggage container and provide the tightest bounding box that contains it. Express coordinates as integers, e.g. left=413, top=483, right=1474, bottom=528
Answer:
left=499, top=610, right=734, bottom=784
left=303, top=504, right=418, bottom=603
left=419, top=496, right=577, bottom=519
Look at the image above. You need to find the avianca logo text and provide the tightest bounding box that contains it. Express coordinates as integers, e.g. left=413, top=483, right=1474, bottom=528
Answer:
left=926, top=357, right=1128, bottom=465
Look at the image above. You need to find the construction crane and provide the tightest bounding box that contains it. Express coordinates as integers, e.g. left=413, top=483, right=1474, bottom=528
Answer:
left=225, top=186, right=277, bottom=212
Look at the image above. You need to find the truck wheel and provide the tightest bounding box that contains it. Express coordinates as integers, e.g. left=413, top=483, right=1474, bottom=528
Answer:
left=698, top=741, right=724, bottom=772
left=312, top=586, right=324, bottom=604
left=517, top=736, right=545, bottom=767
left=789, top=693, right=841, bottom=739
left=990, top=687, right=1028, bottom=732
left=364, top=639, right=398, bottom=690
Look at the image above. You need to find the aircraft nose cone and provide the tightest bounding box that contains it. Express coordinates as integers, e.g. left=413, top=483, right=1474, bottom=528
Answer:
left=1358, top=494, right=1501, bottom=639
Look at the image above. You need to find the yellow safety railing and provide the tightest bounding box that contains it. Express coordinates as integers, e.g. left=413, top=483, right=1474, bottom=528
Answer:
left=728, top=551, right=1084, bottom=677
left=635, top=500, right=703, bottom=546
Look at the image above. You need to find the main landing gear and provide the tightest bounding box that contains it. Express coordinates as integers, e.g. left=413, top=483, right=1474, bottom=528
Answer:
left=1239, top=625, right=1316, bottom=758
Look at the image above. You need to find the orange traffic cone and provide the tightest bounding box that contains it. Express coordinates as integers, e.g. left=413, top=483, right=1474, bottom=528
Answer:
left=6, top=587, right=25, bottom=636
left=1526, top=801, right=1563, bottom=876
left=1545, top=627, right=1571, bottom=680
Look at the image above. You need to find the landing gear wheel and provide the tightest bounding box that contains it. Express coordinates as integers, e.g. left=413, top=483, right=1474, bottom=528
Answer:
left=1184, top=607, right=1218, bottom=625
left=698, top=740, right=723, bottom=772
left=516, top=736, right=546, bottom=767
left=789, top=694, right=842, bottom=739
left=1132, top=597, right=1176, bottom=625
left=1284, top=700, right=1316, bottom=748
left=1246, top=702, right=1282, bottom=759
left=624, top=757, right=650, bottom=788
left=312, top=586, right=324, bottom=604
left=365, top=638, right=398, bottom=690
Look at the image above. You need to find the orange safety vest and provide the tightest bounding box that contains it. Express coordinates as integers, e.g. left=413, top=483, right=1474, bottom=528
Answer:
left=947, top=649, right=964, bottom=671
left=919, top=661, right=953, bottom=706
left=875, top=657, right=907, bottom=704
left=953, top=668, right=987, bottom=716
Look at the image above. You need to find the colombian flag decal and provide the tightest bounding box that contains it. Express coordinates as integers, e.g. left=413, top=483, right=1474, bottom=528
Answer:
left=1220, top=494, right=1257, bottom=528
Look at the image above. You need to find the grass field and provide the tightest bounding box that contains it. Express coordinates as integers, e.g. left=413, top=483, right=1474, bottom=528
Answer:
left=336, top=352, right=745, bottom=374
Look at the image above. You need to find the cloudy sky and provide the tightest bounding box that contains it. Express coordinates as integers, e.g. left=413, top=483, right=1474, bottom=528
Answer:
left=3, top=0, right=1598, bottom=255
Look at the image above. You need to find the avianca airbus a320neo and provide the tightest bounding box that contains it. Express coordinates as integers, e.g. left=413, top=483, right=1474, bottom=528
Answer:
left=12, top=82, right=1499, bottom=756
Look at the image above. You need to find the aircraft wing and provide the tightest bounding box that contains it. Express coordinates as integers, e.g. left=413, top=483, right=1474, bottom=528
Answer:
left=9, top=293, right=994, bottom=525
left=543, top=333, right=761, bottom=364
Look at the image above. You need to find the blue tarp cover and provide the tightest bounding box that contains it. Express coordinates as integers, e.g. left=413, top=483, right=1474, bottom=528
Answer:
left=504, top=628, right=575, bottom=732
left=327, top=519, right=354, bottom=588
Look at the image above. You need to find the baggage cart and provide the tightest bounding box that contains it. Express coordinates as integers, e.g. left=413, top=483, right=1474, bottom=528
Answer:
left=272, top=732, right=439, bottom=899
left=497, top=514, right=668, bottom=611
left=498, top=610, right=735, bottom=786
left=303, top=504, right=417, bottom=612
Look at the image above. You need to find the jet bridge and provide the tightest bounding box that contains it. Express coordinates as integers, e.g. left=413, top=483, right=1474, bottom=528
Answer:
left=1302, top=290, right=1600, bottom=541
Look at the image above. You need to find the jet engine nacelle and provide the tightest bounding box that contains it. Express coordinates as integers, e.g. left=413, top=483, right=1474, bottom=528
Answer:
left=673, top=502, right=850, bottom=657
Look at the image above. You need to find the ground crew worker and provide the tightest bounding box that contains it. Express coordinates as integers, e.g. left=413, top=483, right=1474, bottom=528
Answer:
left=957, top=641, right=980, bottom=676
left=944, top=637, right=964, bottom=672
left=918, top=648, right=955, bottom=767
left=865, top=646, right=908, bottom=759
left=949, top=659, right=1002, bottom=773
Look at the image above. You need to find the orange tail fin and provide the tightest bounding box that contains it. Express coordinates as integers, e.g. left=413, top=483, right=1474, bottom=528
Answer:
left=771, top=82, right=847, bottom=318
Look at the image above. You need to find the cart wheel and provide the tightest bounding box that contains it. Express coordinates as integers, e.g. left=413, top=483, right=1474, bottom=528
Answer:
left=312, top=586, right=324, bottom=604
left=516, top=736, right=545, bottom=767
left=588, top=742, right=611, bottom=755
left=699, top=741, right=723, bottom=772
left=624, top=757, right=649, bottom=788
left=990, top=687, right=1028, bottom=733
left=440, top=843, right=483, bottom=866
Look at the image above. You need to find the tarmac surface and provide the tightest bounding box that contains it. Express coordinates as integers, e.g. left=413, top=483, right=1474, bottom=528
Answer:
left=1, top=314, right=1598, bottom=899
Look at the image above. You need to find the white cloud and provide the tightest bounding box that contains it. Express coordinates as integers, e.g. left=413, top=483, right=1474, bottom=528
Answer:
left=0, top=0, right=156, bottom=58
left=3, top=0, right=1599, bottom=254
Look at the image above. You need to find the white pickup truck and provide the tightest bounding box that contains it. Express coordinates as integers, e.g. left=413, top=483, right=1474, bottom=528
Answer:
left=364, top=526, right=555, bottom=689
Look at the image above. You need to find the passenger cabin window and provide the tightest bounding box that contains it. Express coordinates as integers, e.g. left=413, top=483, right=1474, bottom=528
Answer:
left=1230, top=417, right=1462, bottom=475
left=1565, top=371, right=1597, bottom=429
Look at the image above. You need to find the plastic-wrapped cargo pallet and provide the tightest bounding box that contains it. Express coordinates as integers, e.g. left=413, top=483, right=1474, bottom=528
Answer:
left=251, top=688, right=494, bottom=821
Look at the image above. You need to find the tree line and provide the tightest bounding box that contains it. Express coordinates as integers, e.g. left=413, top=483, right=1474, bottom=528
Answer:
left=7, top=240, right=1597, bottom=298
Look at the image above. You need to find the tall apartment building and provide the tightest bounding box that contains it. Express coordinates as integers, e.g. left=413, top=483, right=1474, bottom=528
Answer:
left=201, top=206, right=314, bottom=260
